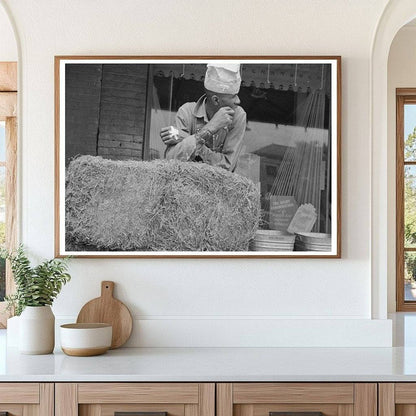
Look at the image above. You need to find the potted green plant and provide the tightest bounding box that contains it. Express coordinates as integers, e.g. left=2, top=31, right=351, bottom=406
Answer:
left=2, top=245, right=71, bottom=354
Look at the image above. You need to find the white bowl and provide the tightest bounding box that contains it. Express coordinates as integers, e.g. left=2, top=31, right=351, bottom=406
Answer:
left=60, top=323, right=112, bottom=356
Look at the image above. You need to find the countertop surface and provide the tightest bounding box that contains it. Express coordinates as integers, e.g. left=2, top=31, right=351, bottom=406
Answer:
left=2, top=329, right=416, bottom=382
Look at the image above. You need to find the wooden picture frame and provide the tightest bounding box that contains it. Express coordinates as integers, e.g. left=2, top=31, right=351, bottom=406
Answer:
left=55, top=56, right=341, bottom=258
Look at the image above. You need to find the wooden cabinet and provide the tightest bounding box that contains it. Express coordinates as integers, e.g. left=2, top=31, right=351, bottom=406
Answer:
left=55, top=383, right=215, bottom=416
left=379, top=383, right=416, bottom=416
left=0, top=383, right=53, bottom=416
left=217, top=383, right=377, bottom=416
left=0, top=381, right=385, bottom=416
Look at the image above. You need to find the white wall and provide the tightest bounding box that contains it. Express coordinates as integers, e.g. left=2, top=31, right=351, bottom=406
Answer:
left=0, top=0, right=393, bottom=346
left=387, top=25, right=416, bottom=312
left=0, top=3, right=17, bottom=60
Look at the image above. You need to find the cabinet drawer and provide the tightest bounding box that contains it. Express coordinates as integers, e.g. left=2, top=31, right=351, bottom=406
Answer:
left=0, top=383, right=53, bottom=416
left=217, top=383, right=376, bottom=416
left=78, top=383, right=200, bottom=404
left=233, top=384, right=354, bottom=404
left=379, top=383, right=416, bottom=416
left=56, top=383, right=215, bottom=416
left=0, top=383, right=39, bottom=403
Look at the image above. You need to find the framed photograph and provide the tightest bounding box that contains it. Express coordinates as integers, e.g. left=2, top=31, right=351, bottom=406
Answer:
left=55, top=56, right=341, bottom=258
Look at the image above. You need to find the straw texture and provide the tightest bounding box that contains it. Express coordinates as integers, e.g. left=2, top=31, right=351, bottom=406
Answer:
left=65, top=156, right=261, bottom=251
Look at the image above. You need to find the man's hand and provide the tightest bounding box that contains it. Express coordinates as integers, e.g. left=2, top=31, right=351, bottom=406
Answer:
left=206, top=107, right=235, bottom=133
left=160, top=126, right=182, bottom=146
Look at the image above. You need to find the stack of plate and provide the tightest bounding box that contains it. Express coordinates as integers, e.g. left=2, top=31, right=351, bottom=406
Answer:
left=251, top=230, right=295, bottom=252
left=295, top=232, right=332, bottom=252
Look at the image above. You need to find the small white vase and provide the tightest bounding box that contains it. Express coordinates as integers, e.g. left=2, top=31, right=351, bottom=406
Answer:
left=19, top=306, right=55, bottom=354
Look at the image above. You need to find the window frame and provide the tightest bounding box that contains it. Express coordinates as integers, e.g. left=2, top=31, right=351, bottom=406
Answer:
left=396, top=89, right=416, bottom=311
left=0, top=62, right=17, bottom=327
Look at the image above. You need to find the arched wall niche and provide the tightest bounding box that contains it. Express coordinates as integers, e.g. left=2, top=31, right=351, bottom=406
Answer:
left=371, top=0, right=416, bottom=319
left=386, top=17, right=416, bottom=313
left=0, top=0, right=409, bottom=333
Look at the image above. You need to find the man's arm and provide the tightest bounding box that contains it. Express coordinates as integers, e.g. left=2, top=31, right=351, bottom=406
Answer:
left=195, top=108, right=246, bottom=171
left=164, top=103, right=198, bottom=161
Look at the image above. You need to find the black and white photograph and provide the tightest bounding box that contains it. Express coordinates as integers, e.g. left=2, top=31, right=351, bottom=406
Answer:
left=55, top=57, right=341, bottom=257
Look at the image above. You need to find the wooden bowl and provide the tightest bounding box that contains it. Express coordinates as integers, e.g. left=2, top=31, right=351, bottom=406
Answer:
left=60, top=323, right=112, bottom=356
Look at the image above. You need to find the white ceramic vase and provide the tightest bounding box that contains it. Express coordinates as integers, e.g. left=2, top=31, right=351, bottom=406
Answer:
left=19, top=305, right=55, bottom=354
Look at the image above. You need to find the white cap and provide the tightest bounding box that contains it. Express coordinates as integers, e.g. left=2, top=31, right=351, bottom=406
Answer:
left=204, top=63, right=241, bottom=94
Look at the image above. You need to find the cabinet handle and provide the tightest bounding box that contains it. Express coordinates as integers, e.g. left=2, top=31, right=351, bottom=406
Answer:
left=270, top=413, right=324, bottom=416
left=115, top=412, right=167, bottom=416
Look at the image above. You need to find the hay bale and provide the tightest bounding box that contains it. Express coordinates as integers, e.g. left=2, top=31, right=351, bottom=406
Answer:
left=66, top=156, right=261, bottom=251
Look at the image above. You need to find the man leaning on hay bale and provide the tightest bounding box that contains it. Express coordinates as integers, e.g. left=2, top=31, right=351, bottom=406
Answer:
left=160, top=63, right=246, bottom=172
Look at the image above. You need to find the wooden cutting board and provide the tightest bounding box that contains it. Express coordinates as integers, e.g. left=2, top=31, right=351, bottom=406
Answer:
left=76, top=281, right=133, bottom=349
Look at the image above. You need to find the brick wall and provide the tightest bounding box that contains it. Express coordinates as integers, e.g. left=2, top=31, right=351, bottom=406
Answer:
left=65, top=64, right=102, bottom=164
left=97, top=64, right=148, bottom=160
left=65, top=64, right=148, bottom=164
